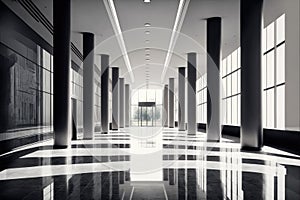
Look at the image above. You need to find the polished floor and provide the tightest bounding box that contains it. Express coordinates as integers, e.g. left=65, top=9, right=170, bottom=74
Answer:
left=0, top=127, right=300, bottom=200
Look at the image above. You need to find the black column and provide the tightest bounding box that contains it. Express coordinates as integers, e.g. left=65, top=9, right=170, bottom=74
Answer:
left=207, top=17, right=221, bottom=141
left=169, top=78, right=175, bottom=128
left=101, top=55, right=109, bottom=134
left=53, top=0, right=71, bottom=147
left=241, top=0, right=263, bottom=150
left=163, top=84, right=169, bottom=127
left=83, top=32, right=95, bottom=139
left=178, top=67, right=186, bottom=131
left=112, top=67, right=119, bottom=130
left=119, top=78, right=125, bottom=128
left=187, top=53, right=197, bottom=135
left=125, top=84, right=130, bottom=127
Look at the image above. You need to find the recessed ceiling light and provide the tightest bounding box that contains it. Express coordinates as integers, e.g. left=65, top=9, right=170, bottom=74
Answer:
left=144, top=23, right=151, bottom=27
left=145, top=31, right=150, bottom=34
left=144, top=0, right=151, bottom=3
left=145, top=54, right=150, bottom=57
left=145, top=40, right=150, bottom=43
left=145, top=48, right=150, bottom=52
left=146, top=58, right=150, bottom=61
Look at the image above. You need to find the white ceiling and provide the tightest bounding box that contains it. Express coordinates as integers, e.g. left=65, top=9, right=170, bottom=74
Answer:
left=7, top=0, right=241, bottom=89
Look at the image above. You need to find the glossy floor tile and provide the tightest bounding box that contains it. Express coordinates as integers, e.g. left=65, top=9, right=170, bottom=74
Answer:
left=0, top=127, right=300, bottom=200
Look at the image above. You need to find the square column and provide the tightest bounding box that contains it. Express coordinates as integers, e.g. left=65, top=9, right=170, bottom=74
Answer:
left=101, top=55, right=109, bottom=134
left=187, top=53, right=197, bottom=135
left=169, top=78, right=175, bottom=128
left=125, top=84, right=130, bottom=127
left=83, top=32, right=95, bottom=139
left=119, top=78, right=125, bottom=128
left=112, top=67, right=119, bottom=130
left=53, top=0, right=71, bottom=147
left=241, top=0, right=264, bottom=150
left=178, top=67, right=186, bottom=131
left=163, top=85, right=169, bottom=127
left=207, top=17, right=221, bottom=141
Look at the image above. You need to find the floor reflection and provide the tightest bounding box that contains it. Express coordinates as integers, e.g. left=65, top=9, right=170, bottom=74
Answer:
left=0, top=128, right=299, bottom=199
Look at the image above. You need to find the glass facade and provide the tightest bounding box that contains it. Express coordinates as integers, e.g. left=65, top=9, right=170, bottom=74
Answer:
left=262, top=14, right=286, bottom=130
left=196, top=75, right=207, bottom=123
left=221, top=48, right=241, bottom=126
left=0, top=40, right=53, bottom=132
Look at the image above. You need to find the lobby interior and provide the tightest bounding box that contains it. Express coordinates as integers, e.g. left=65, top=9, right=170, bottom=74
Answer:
left=0, top=0, right=300, bottom=199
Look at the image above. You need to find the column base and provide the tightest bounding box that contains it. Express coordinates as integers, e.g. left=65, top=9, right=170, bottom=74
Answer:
left=241, top=146, right=262, bottom=152
left=53, top=145, right=68, bottom=149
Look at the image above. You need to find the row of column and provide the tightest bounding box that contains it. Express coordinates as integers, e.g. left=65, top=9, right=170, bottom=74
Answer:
left=53, top=0, right=131, bottom=147
left=54, top=0, right=263, bottom=150
left=163, top=0, right=263, bottom=150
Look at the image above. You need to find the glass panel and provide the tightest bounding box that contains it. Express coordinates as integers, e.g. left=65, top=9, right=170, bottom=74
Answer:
left=227, top=55, right=232, bottom=74
left=42, top=49, right=51, bottom=70
left=232, top=96, right=238, bottom=125
left=263, top=91, right=267, bottom=127
left=232, top=71, right=238, bottom=95
left=266, top=22, right=275, bottom=51
left=276, top=14, right=285, bottom=45
left=262, top=55, right=267, bottom=89
left=262, top=28, right=267, bottom=53
left=237, top=95, right=241, bottom=125
left=132, top=90, right=139, bottom=105
left=232, top=50, right=238, bottom=71
left=227, top=98, right=232, bottom=125
left=222, top=59, right=227, bottom=77
left=276, top=44, right=285, bottom=84
left=227, top=75, right=232, bottom=97
left=276, top=85, right=285, bottom=129
left=266, top=51, right=275, bottom=88
left=266, top=89, right=275, bottom=128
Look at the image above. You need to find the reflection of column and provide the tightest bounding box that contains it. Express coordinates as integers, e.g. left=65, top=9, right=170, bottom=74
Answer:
left=169, top=168, right=175, bottom=185
left=241, top=0, right=263, bottom=150
left=112, top=67, right=119, bottom=130
left=101, top=172, right=111, bottom=199
left=178, top=169, right=186, bottom=200
left=125, top=84, right=130, bottom=127
left=163, top=85, right=169, bottom=127
left=101, top=55, right=109, bottom=134
left=178, top=67, right=186, bottom=131
left=187, top=169, right=197, bottom=199
left=207, top=17, right=221, bottom=141
left=187, top=53, right=197, bottom=135
left=111, top=171, right=119, bottom=199
left=83, top=32, right=95, bottom=139
left=53, top=0, right=71, bottom=147
left=169, top=78, right=175, bottom=128
left=163, top=168, right=169, bottom=181
left=119, top=78, right=125, bottom=128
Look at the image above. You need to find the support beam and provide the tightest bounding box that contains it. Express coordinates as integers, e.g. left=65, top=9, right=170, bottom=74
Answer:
left=178, top=67, right=186, bottom=131
left=83, top=32, right=95, bottom=139
left=119, top=78, right=125, bottom=128
left=125, top=84, right=130, bottom=127
left=207, top=17, right=221, bottom=141
left=241, top=0, right=264, bottom=150
left=169, top=78, right=175, bottom=128
left=187, top=53, right=197, bottom=135
left=101, top=55, right=109, bottom=134
left=163, top=85, right=169, bottom=127
left=53, top=0, right=71, bottom=147
left=112, top=67, right=119, bottom=130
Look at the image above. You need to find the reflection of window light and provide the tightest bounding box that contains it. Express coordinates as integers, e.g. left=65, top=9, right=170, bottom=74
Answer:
left=43, top=182, right=54, bottom=200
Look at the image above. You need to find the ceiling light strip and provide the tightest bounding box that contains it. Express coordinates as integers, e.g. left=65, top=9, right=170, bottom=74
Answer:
left=161, top=0, right=190, bottom=82
left=103, top=0, right=135, bottom=82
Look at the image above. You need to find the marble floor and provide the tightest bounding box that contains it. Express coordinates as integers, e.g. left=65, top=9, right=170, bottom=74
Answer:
left=0, top=127, right=300, bottom=200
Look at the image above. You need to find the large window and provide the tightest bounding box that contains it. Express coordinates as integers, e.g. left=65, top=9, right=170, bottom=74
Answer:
left=196, top=74, right=207, bottom=123
left=262, top=14, right=285, bottom=130
left=221, top=48, right=241, bottom=126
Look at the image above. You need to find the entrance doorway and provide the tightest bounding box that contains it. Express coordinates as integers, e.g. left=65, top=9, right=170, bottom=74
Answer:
left=138, top=102, right=155, bottom=127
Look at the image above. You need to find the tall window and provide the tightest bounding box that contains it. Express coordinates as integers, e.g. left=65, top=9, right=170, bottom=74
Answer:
left=196, top=74, right=207, bottom=123
left=222, top=48, right=241, bottom=126
left=262, top=14, right=285, bottom=129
